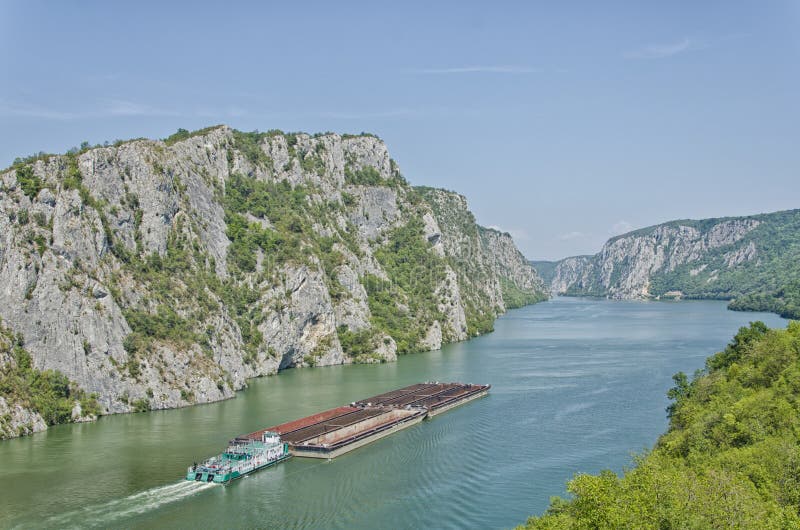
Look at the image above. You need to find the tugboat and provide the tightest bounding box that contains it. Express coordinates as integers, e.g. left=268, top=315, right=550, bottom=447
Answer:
left=186, top=431, right=291, bottom=484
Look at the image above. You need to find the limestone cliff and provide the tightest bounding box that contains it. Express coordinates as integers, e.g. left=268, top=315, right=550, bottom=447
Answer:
left=548, top=210, right=800, bottom=301
left=0, top=126, right=546, bottom=438
left=416, top=187, right=547, bottom=333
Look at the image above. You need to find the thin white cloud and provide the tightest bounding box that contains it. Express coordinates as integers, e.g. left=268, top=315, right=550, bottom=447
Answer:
left=319, top=109, right=415, bottom=120
left=610, top=221, right=634, bottom=235
left=413, top=65, right=541, bottom=74
left=558, top=231, right=586, bottom=241
left=1, top=98, right=190, bottom=120
left=0, top=101, right=77, bottom=120
left=624, top=37, right=692, bottom=60
left=102, top=99, right=178, bottom=117
left=192, top=106, right=247, bottom=118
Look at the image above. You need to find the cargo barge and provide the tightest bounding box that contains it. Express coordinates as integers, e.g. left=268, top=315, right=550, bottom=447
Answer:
left=244, top=382, right=490, bottom=459
left=186, top=382, right=490, bottom=479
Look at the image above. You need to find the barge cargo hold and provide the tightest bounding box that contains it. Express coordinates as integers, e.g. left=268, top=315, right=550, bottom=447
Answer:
left=243, top=382, right=490, bottom=459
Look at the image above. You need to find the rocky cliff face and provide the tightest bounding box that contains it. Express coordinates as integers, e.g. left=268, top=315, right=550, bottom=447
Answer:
left=548, top=211, right=800, bottom=301
left=415, top=187, right=547, bottom=331
left=546, top=256, right=593, bottom=296
left=0, top=126, right=546, bottom=437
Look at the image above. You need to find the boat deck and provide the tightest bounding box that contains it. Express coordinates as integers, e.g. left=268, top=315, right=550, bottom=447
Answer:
left=279, top=407, right=387, bottom=444
left=356, top=382, right=489, bottom=412
left=240, top=382, right=490, bottom=459
left=241, top=406, right=358, bottom=442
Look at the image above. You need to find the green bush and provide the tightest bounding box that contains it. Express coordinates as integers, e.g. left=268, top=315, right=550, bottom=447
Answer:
left=62, top=156, right=83, bottom=190
left=163, top=125, right=222, bottom=146
left=337, top=325, right=377, bottom=358
left=131, top=398, right=150, bottom=413
left=0, top=323, right=101, bottom=434
left=222, top=173, right=312, bottom=273
left=15, top=165, right=42, bottom=199
left=230, top=130, right=274, bottom=168
left=729, top=280, right=800, bottom=320
left=501, top=278, right=548, bottom=309
left=123, top=305, right=201, bottom=354
left=344, top=165, right=384, bottom=186
left=365, top=217, right=447, bottom=353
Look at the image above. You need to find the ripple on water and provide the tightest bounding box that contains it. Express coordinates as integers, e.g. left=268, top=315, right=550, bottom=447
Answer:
left=3, top=299, right=788, bottom=530
left=43, top=481, right=218, bottom=529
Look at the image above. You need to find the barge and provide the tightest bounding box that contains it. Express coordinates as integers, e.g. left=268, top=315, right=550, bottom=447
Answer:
left=245, top=382, right=490, bottom=459
left=186, top=382, right=490, bottom=479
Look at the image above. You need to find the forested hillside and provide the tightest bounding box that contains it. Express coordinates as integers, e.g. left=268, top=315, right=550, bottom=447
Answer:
left=519, top=321, right=800, bottom=528
left=729, top=280, right=800, bottom=320
left=546, top=209, right=800, bottom=320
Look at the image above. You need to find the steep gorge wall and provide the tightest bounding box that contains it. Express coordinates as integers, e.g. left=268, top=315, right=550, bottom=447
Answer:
left=548, top=211, right=800, bottom=301
left=0, top=126, right=546, bottom=437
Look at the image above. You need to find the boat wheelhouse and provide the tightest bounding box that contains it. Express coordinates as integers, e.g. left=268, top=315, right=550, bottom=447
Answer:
left=187, top=431, right=290, bottom=484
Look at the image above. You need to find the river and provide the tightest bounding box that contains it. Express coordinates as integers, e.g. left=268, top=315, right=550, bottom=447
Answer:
left=0, top=298, right=787, bottom=529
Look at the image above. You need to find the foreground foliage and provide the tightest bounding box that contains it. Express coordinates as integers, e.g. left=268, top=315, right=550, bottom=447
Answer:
left=520, top=321, right=800, bottom=529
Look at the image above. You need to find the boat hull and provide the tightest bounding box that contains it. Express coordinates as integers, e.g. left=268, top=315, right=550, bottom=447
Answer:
left=186, top=453, right=291, bottom=484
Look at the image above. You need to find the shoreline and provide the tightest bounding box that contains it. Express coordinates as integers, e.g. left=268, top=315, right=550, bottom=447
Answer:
left=0, top=298, right=544, bottom=442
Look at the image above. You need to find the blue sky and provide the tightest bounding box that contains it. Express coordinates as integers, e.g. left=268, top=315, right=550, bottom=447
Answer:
left=1, top=1, right=798, bottom=259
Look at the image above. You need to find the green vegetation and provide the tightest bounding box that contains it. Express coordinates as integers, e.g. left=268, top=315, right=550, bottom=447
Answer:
left=464, top=302, right=496, bottom=336
left=501, top=278, right=548, bottom=310
left=341, top=132, right=381, bottom=140
left=344, top=161, right=407, bottom=188
left=648, top=210, right=800, bottom=301
left=163, top=125, right=223, bottom=146
left=120, top=223, right=223, bottom=361
left=344, top=165, right=384, bottom=186
left=0, top=321, right=100, bottom=438
left=520, top=321, right=800, bottom=529
left=366, top=217, right=447, bottom=353
left=15, top=165, right=42, bottom=199
left=729, top=280, right=800, bottom=320
left=223, top=172, right=311, bottom=273
left=530, top=260, right=559, bottom=285
left=563, top=209, right=800, bottom=320
left=10, top=151, right=52, bottom=169
left=123, top=305, right=201, bottom=356
left=335, top=326, right=383, bottom=363
left=230, top=129, right=275, bottom=168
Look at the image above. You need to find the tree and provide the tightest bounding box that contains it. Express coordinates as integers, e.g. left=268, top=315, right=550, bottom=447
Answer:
left=665, top=371, right=689, bottom=418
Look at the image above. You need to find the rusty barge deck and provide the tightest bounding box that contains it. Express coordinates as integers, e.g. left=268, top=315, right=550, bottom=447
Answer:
left=241, top=382, right=490, bottom=459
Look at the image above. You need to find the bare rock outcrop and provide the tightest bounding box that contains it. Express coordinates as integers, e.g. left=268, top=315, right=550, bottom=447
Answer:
left=0, top=126, right=547, bottom=437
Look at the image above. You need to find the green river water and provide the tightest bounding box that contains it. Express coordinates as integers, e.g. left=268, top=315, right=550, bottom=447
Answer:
left=0, top=298, right=787, bottom=529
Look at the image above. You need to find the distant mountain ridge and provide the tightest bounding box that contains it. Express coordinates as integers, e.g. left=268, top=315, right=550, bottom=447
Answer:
left=540, top=209, right=800, bottom=317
